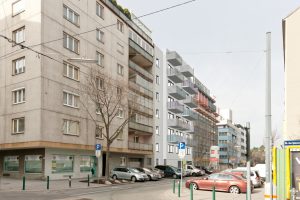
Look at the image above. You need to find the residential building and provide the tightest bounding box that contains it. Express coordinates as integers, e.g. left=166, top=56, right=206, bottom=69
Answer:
left=0, top=0, right=153, bottom=179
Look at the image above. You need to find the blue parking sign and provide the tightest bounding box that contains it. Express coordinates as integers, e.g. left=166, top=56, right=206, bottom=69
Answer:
left=95, top=144, right=102, bottom=150
left=178, top=142, right=186, bottom=149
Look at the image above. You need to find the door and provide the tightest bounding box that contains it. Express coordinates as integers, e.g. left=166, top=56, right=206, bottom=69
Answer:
left=200, top=173, right=218, bottom=190
left=291, top=150, right=300, bottom=199
left=102, top=153, right=106, bottom=176
left=215, top=174, right=232, bottom=191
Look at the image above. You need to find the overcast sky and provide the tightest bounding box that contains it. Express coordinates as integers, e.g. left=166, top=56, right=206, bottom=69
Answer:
left=118, top=0, right=300, bottom=147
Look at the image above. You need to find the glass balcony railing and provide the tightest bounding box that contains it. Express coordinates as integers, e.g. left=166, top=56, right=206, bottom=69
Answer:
left=167, top=101, right=184, bottom=114
left=167, top=134, right=185, bottom=143
left=129, top=61, right=153, bottom=81
left=129, top=81, right=153, bottom=99
left=128, top=142, right=153, bottom=151
left=182, top=109, right=198, bottom=121
left=129, top=121, right=153, bottom=134
left=168, top=119, right=190, bottom=131
left=129, top=39, right=153, bottom=67
left=167, top=68, right=184, bottom=83
left=183, top=96, right=198, bottom=108
left=168, top=85, right=186, bottom=100
left=178, top=65, right=193, bottom=77
left=166, top=50, right=182, bottom=66
left=182, top=80, right=197, bottom=95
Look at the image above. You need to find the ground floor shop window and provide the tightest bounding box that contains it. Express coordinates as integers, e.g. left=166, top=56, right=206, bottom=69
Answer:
left=25, top=155, right=42, bottom=173
left=51, top=155, right=74, bottom=173
left=80, top=156, right=93, bottom=172
left=4, top=156, right=19, bottom=172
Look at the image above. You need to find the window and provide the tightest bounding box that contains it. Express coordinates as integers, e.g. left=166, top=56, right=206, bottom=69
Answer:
left=134, top=136, right=139, bottom=143
left=12, top=26, right=25, bottom=44
left=156, top=92, right=160, bottom=101
left=147, top=158, right=152, bottom=165
left=186, top=147, right=191, bottom=155
left=117, top=64, right=124, bottom=76
left=117, top=129, right=123, bottom=139
left=168, top=80, right=174, bottom=86
left=63, top=32, right=79, bottom=53
left=12, top=117, right=25, bottom=134
left=63, top=91, right=79, bottom=108
left=155, top=109, right=159, bottom=118
left=63, top=62, right=79, bottom=80
left=63, top=119, right=80, bottom=136
left=96, top=2, right=104, bottom=19
left=117, top=42, right=124, bottom=54
left=117, top=87, right=122, bottom=96
left=12, top=88, right=25, bottom=104
left=96, top=29, right=104, bottom=43
left=156, top=58, right=160, bottom=68
left=80, top=156, right=92, bottom=172
left=24, top=155, right=42, bottom=173
left=120, top=157, right=126, bottom=166
left=175, top=146, right=179, bottom=154
left=96, top=125, right=103, bottom=139
left=156, top=75, right=160, bottom=85
left=117, top=20, right=123, bottom=32
left=12, top=0, right=25, bottom=16
left=117, top=108, right=124, bottom=118
left=97, top=52, right=104, bottom=67
left=155, top=143, right=159, bottom=152
left=96, top=77, right=104, bottom=90
left=219, top=132, right=227, bottom=136
left=12, top=57, right=25, bottom=75
left=63, top=5, right=79, bottom=26
left=4, top=156, right=19, bottom=172
left=168, top=145, right=174, bottom=153
left=52, top=155, right=74, bottom=173
left=155, top=126, right=159, bottom=135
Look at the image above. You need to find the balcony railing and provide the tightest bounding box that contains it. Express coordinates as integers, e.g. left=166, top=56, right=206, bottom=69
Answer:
left=168, top=85, right=186, bottom=100
left=166, top=51, right=182, bottom=66
left=129, top=39, right=153, bottom=67
left=167, top=134, right=185, bottom=144
left=129, top=121, right=153, bottom=134
left=182, top=109, right=198, bottom=121
left=129, top=61, right=153, bottom=81
left=129, top=100, right=153, bottom=116
left=182, top=80, right=197, bottom=95
left=167, top=68, right=184, bottom=83
left=128, top=142, right=153, bottom=151
left=167, top=101, right=184, bottom=114
left=178, top=65, right=193, bottom=77
left=129, top=81, right=153, bottom=99
left=183, top=96, right=198, bottom=108
left=168, top=119, right=190, bottom=131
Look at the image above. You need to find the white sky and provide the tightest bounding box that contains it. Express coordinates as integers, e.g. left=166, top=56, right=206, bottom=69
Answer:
left=118, top=0, right=300, bottom=147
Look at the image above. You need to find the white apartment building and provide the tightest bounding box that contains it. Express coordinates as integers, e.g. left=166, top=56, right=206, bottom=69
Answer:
left=0, top=0, right=154, bottom=179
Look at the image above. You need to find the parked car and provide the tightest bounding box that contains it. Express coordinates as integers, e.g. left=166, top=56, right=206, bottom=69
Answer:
left=134, top=168, right=160, bottom=181
left=110, top=167, right=149, bottom=182
left=195, top=166, right=213, bottom=174
left=185, top=173, right=253, bottom=194
left=151, top=168, right=165, bottom=178
left=186, top=165, right=205, bottom=176
left=252, top=164, right=266, bottom=182
left=225, top=168, right=262, bottom=188
left=155, top=165, right=182, bottom=179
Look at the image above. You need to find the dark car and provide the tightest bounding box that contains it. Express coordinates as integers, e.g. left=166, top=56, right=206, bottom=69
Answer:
left=155, top=165, right=181, bottom=179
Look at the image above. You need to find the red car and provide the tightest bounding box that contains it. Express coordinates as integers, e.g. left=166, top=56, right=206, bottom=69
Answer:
left=185, top=173, right=252, bottom=194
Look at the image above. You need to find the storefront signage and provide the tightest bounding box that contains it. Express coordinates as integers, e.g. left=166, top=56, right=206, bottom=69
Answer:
left=284, top=140, right=300, bottom=146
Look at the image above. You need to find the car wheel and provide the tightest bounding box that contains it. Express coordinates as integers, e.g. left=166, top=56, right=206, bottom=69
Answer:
left=191, top=182, right=198, bottom=190
left=112, top=175, right=117, bottom=180
left=148, top=175, right=152, bottom=181
left=192, top=173, right=196, bottom=177
left=173, top=174, right=177, bottom=179
left=131, top=176, right=137, bottom=182
left=229, top=186, right=240, bottom=194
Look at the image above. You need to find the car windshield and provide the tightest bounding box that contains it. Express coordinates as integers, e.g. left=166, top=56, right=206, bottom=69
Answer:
left=143, top=168, right=152, bottom=173
left=129, top=168, right=140, bottom=173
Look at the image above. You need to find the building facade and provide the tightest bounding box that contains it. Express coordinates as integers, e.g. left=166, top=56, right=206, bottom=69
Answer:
left=0, top=0, right=153, bottom=179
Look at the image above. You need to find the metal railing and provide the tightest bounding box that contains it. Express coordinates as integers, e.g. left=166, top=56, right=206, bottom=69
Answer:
left=128, top=142, right=153, bottom=151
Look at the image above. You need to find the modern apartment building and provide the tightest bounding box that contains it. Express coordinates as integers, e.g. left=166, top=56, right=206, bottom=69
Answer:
left=0, top=0, right=153, bottom=179
left=217, top=109, right=247, bottom=170
left=154, top=50, right=218, bottom=168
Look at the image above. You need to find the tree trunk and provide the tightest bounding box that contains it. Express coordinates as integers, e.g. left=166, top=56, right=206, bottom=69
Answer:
left=105, top=142, right=110, bottom=181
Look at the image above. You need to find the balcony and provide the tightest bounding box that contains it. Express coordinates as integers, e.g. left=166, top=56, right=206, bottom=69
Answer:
left=128, top=142, right=153, bottom=151
left=129, top=121, right=153, bottom=134
left=186, top=138, right=194, bottom=147
left=186, top=125, right=195, bottom=134
left=167, top=134, right=185, bottom=144
left=178, top=65, right=193, bottom=77
left=168, top=85, right=186, bottom=100
left=167, top=68, right=184, bottom=83
left=129, top=81, right=153, bottom=99
left=183, top=96, right=198, bottom=108
left=129, top=100, right=153, bottom=116
left=182, top=80, right=197, bottom=95
left=167, top=101, right=184, bottom=114
left=129, top=39, right=153, bottom=68
left=182, top=109, right=198, bottom=121
left=166, top=51, right=182, bottom=66
left=168, top=119, right=190, bottom=131
left=129, top=61, right=153, bottom=81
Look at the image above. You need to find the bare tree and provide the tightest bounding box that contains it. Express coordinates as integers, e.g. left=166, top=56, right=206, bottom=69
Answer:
left=80, top=68, right=136, bottom=180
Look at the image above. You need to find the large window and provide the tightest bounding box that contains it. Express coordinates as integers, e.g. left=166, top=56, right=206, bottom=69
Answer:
left=25, top=155, right=42, bottom=173
left=63, top=62, right=79, bottom=81
left=63, top=91, right=79, bottom=108
left=12, top=88, right=25, bottom=104
left=12, top=117, right=25, bottom=134
left=63, top=120, right=80, bottom=136
left=4, top=156, right=19, bottom=172
left=168, top=145, right=174, bottom=153
left=97, top=52, right=104, bottom=67
left=12, top=0, right=25, bottom=16
left=12, top=57, right=25, bottom=75
left=80, top=156, right=92, bottom=172
left=12, top=26, right=25, bottom=44
left=51, top=155, right=74, bottom=173
left=95, top=125, right=103, bottom=139
left=96, top=2, right=104, bottom=19
left=63, top=32, right=79, bottom=53
left=63, top=5, right=79, bottom=26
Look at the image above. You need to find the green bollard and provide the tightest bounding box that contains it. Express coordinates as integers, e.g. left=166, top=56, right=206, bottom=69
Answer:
left=190, top=183, right=193, bottom=200
left=88, top=174, right=90, bottom=187
left=22, top=176, right=25, bottom=190
left=178, top=181, right=181, bottom=197
left=212, top=186, right=216, bottom=200
left=47, top=176, right=49, bottom=190
left=173, top=180, right=175, bottom=194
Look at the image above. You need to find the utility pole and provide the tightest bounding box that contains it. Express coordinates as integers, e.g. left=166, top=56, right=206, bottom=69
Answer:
left=245, top=122, right=251, bottom=200
left=265, top=32, right=273, bottom=200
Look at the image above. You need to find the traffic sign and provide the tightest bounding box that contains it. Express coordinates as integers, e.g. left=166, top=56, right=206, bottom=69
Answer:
left=95, top=144, right=102, bottom=150
left=95, top=150, right=101, bottom=158
left=178, top=149, right=185, bottom=159
left=284, top=140, right=300, bottom=146
left=178, top=142, right=186, bottom=150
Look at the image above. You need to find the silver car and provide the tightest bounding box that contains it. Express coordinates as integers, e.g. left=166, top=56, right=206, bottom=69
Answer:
left=111, top=167, right=148, bottom=182
left=135, top=167, right=160, bottom=180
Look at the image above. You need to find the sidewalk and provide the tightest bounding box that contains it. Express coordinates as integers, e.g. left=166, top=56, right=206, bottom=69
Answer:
left=0, top=177, right=106, bottom=192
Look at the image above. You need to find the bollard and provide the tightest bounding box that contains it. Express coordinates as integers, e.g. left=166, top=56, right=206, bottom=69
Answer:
left=178, top=181, right=181, bottom=197
left=88, top=174, right=90, bottom=187
left=212, top=186, right=216, bottom=200
left=22, top=176, right=25, bottom=190
left=68, top=176, right=71, bottom=188
left=47, top=176, right=49, bottom=190
left=173, top=179, right=175, bottom=194
left=190, top=183, right=193, bottom=200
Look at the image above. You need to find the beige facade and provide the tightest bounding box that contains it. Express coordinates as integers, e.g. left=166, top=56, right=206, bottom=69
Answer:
left=0, top=0, right=153, bottom=179
left=283, top=7, right=300, bottom=140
